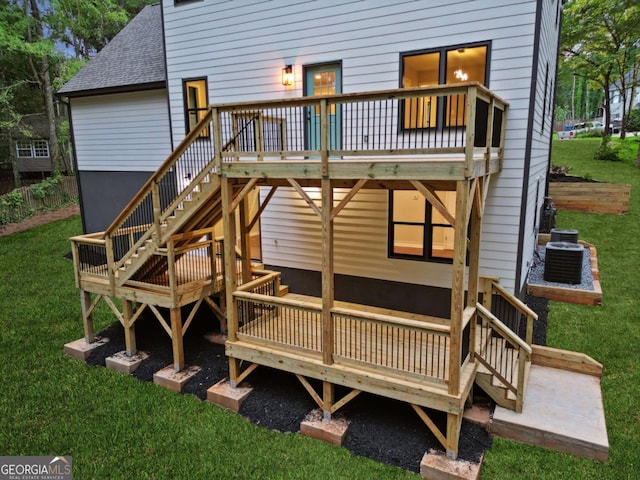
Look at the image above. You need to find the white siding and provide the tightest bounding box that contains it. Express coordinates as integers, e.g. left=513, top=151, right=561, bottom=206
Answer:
left=516, top=0, right=562, bottom=292
left=163, top=0, right=551, bottom=292
left=71, top=90, right=171, bottom=172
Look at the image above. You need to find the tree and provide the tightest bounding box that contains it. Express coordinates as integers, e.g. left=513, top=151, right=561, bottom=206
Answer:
left=561, top=0, right=640, bottom=143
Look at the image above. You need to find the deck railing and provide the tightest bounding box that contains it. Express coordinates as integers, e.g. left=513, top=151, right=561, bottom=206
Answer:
left=482, top=277, right=538, bottom=344
left=211, top=82, right=508, bottom=172
left=331, top=307, right=451, bottom=383
left=475, top=303, right=531, bottom=412
left=233, top=277, right=452, bottom=384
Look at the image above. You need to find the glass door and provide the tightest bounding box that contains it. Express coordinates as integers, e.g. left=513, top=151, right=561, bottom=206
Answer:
left=305, top=63, right=341, bottom=151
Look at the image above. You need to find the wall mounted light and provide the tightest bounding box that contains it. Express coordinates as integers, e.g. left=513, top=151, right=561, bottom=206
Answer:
left=282, top=65, right=294, bottom=87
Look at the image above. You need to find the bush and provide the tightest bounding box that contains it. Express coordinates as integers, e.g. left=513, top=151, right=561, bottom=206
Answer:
left=593, top=141, right=621, bottom=161
left=627, top=108, right=640, bottom=132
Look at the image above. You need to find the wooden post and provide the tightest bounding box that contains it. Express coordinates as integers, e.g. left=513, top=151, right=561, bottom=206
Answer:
left=167, top=237, right=177, bottom=306
left=170, top=307, right=184, bottom=372
left=105, top=234, right=115, bottom=294
left=122, top=299, right=137, bottom=357
left=239, top=196, right=253, bottom=285
left=222, top=177, right=240, bottom=384
left=321, top=178, right=334, bottom=366
left=211, top=107, right=223, bottom=172
left=466, top=183, right=482, bottom=359
left=464, top=86, right=477, bottom=178
left=151, top=181, right=162, bottom=241
left=323, top=381, right=334, bottom=420
left=445, top=412, right=462, bottom=460
left=80, top=290, right=95, bottom=344
left=448, top=180, right=469, bottom=396
left=320, top=99, right=329, bottom=177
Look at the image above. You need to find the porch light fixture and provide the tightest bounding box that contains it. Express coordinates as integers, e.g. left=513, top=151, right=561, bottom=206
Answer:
left=454, top=69, right=468, bottom=81
left=282, top=65, right=294, bottom=87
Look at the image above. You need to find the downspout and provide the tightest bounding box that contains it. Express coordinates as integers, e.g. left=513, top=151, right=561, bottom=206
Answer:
left=514, top=0, right=544, bottom=297
left=59, top=95, right=87, bottom=233
left=159, top=1, right=174, bottom=151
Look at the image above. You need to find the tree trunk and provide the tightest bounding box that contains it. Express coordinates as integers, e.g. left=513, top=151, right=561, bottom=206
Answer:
left=28, top=0, right=69, bottom=174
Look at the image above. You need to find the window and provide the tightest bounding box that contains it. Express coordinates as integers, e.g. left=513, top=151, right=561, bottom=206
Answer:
left=16, top=140, right=49, bottom=158
left=183, top=78, right=208, bottom=135
left=388, top=189, right=457, bottom=262
left=401, top=44, right=489, bottom=129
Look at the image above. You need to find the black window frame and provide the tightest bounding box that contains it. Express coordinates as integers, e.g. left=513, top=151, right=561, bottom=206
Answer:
left=387, top=190, right=458, bottom=264
left=399, top=41, right=491, bottom=132
left=182, top=77, right=209, bottom=137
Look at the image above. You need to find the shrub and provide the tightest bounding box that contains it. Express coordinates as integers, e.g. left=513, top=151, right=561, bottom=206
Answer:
left=627, top=108, right=640, bottom=133
left=593, top=141, right=620, bottom=161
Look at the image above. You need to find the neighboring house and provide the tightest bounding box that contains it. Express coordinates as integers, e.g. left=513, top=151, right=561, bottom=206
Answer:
left=609, top=70, right=640, bottom=122
left=64, top=1, right=607, bottom=463
left=58, top=3, right=170, bottom=233
left=13, top=114, right=52, bottom=176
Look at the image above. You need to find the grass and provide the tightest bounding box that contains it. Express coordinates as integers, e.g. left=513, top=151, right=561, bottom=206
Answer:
left=0, top=137, right=638, bottom=478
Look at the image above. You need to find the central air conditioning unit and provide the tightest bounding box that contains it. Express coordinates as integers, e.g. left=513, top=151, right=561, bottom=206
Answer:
left=544, top=241, right=584, bottom=284
left=550, top=228, right=579, bottom=243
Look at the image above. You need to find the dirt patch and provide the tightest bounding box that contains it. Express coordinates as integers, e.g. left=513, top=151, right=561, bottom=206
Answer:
left=0, top=204, right=79, bottom=237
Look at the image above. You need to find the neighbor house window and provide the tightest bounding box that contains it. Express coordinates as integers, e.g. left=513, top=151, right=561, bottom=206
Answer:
left=16, top=140, right=49, bottom=158
left=388, top=189, right=457, bottom=262
left=401, top=43, right=489, bottom=129
left=183, top=78, right=208, bottom=135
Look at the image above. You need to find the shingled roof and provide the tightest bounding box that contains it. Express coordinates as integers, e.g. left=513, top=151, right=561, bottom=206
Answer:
left=58, top=4, right=165, bottom=96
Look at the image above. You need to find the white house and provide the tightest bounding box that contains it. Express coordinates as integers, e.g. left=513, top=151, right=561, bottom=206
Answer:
left=61, top=1, right=608, bottom=463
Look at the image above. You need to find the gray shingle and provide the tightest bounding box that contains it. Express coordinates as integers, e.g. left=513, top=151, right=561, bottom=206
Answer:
left=58, top=4, right=165, bottom=95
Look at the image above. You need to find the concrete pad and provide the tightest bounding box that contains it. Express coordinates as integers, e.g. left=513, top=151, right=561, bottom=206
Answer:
left=207, top=379, right=253, bottom=412
left=462, top=404, right=492, bottom=428
left=420, top=450, right=483, bottom=480
left=491, top=364, right=608, bottom=461
left=63, top=337, right=109, bottom=360
left=153, top=365, right=201, bottom=393
left=300, top=409, right=350, bottom=446
left=105, top=351, right=149, bottom=374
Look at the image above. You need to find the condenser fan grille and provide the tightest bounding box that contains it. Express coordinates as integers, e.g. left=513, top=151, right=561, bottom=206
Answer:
left=544, top=241, right=584, bottom=284
left=550, top=228, right=579, bottom=243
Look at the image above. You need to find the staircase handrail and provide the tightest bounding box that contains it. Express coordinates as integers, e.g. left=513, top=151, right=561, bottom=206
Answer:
left=476, top=303, right=532, bottom=355
left=105, top=108, right=215, bottom=236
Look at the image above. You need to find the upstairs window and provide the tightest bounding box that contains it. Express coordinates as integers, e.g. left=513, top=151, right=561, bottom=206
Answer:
left=16, top=140, right=49, bottom=158
left=183, top=78, right=208, bottom=135
left=401, top=44, right=489, bottom=129
left=388, top=189, right=457, bottom=263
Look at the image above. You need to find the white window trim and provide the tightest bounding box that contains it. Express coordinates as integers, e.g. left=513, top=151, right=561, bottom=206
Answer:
left=16, top=140, right=50, bottom=158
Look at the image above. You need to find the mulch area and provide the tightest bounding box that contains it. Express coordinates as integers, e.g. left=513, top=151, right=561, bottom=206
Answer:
left=83, top=296, right=548, bottom=473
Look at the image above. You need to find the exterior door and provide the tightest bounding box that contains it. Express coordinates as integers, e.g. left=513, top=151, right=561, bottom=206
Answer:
left=305, top=63, right=341, bottom=151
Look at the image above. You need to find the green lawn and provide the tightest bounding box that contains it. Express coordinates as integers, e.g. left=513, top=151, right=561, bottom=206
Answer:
left=0, top=137, right=638, bottom=478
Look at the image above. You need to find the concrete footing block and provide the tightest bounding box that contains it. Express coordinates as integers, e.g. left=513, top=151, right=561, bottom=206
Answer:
left=64, top=337, right=109, bottom=360
left=420, top=450, right=483, bottom=480
left=153, top=365, right=201, bottom=392
left=462, top=404, right=492, bottom=428
left=105, top=351, right=149, bottom=374
left=206, top=379, right=253, bottom=412
left=300, top=409, right=350, bottom=446
left=203, top=332, right=228, bottom=345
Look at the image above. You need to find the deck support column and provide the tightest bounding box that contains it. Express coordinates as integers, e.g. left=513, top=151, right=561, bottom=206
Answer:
left=448, top=180, right=469, bottom=396
left=467, top=180, right=484, bottom=361
left=80, top=290, right=95, bottom=344
left=222, top=177, right=240, bottom=386
left=445, top=412, right=463, bottom=459
left=321, top=178, right=334, bottom=366
left=170, top=307, right=184, bottom=372
left=322, top=381, right=334, bottom=420
left=239, top=196, right=253, bottom=285
left=122, top=299, right=137, bottom=357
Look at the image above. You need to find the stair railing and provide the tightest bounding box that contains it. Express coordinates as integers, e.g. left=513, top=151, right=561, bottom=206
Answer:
left=475, top=303, right=531, bottom=411
left=104, top=108, right=216, bottom=275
